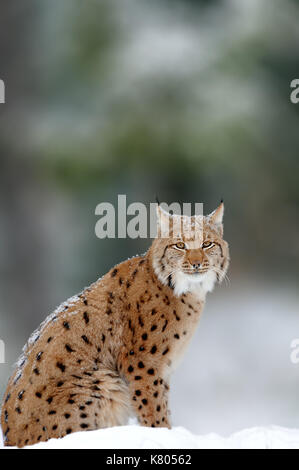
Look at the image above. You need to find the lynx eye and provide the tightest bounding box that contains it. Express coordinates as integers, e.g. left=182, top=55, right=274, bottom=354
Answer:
left=202, top=241, right=213, bottom=248
left=175, top=242, right=186, bottom=250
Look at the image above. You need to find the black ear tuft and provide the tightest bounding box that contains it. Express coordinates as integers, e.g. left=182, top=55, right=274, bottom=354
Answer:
left=155, top=195, right=160, bottom=205
left=220, top=198, right=224, bottom=204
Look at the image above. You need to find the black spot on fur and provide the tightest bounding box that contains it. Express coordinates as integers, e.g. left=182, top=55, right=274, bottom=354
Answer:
left=135, top=390, right=141, bottom=396
left=5, top=393, right=11, bottom=403
left=64, top=413, right=71, bottom=419
left=128, top=365, right=134, bottom=373
left=18, top=390, right=25, bottom=400
left=81, top=335, right=90, bottom=344
left=173, top=310, right=180, bottom=321
left=47, top=336, right=53, bottom=343
left=36, top=351, right=43, bottom=361
left=72, top=374, right=82, bottom=380
left=35, top=392, right=42, bottom=398
left=63, top=321, right=70, bottom=330
left=56, top=362, right=66, bottom=372
left=162, top=348, right=169, bottom=355
left=142, top=399, right=148, bottom=405
left=33, top=368, right=40, bottom=375
left=47, top=397, right=53, bottom=404
left=80, top=423, right=89, bottom=429
left=147, top=368, right=155, bottom=375
left=111, top=268, right=118, bottom=277
left=142, top=333, right=148, bottom=341
left=151, top=325, right=157, bottom=332
left=135, top=376, right=142, bottom=380
left=83, top=312, right=89, bottom=324
left=65, top=344, right=75, bottom=353
left=150, top=345, right=157, bottom=354
left=138, top=361, right=145, bottom=369
left=57, top=381, right=64, bottom=387
left=19, top=358, right=26, bottom=367
left=66, top=428, right=72, bottom=434
left=48, top=410, right=56, bottom=415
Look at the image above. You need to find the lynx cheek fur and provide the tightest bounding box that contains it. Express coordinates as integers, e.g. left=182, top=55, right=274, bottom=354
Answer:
left=1, top=202, right=229, bottom=447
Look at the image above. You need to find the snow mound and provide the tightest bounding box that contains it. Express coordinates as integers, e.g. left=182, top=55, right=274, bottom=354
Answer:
left=1, top=425, right=299, bottom=449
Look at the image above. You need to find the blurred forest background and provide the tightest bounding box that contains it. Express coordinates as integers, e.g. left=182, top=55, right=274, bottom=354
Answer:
left=0, top=0, right=298, bottom=435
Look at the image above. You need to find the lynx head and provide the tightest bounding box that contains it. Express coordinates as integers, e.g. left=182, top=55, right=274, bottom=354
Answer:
left=150, top=202, right=230, bottom=297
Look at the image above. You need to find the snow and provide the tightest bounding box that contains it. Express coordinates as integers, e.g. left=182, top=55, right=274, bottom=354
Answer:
left=1, top=424, right=299, bottom=449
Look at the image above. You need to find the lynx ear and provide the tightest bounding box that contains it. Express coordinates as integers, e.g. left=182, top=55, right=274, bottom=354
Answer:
left=156, top=204, right=171, bottom=235
left=208, top=201, right=224, bottom=234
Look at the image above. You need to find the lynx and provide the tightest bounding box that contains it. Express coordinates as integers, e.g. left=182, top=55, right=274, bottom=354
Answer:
left=1, top=202, right=229, bottom=447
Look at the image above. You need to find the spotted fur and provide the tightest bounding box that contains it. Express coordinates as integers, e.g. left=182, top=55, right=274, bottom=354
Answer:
left=1, top=203, right=229, bottom=447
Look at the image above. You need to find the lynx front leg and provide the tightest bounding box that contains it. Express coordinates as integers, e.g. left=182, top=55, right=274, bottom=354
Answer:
left=129, top=377, right=171, bottom=428
left=119, top=348, right=171, bottom=428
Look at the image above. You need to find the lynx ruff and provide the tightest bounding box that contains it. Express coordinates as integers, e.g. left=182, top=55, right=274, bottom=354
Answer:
left=1, top=202, right=229, bottom=447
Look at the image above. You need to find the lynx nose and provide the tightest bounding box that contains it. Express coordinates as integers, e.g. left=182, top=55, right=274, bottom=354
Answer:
left=192, top=262, right=201, bottom=269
